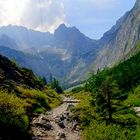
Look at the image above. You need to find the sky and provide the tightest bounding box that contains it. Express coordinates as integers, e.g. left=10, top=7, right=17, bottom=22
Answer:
left=0, top=0, right=136, bottom=39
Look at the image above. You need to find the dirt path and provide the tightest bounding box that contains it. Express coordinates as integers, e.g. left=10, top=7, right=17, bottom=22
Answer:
left=31, top=96, right=82, bottom=140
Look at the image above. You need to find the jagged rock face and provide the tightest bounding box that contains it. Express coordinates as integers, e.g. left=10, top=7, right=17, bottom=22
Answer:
left=134, top=0, right=140, bottom=8
left=92, top=0, right=140, bottom=71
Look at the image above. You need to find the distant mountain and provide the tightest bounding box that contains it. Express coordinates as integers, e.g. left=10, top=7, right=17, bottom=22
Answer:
left=54, top=24, right=98, bottom=55
left=92, top=0, right=140, bottom=71
left=0, top=46, right=52, bottom=79
left=0, top=34, right=18, bottom=49
left=0, top=24, right=99, bottom=87
left=0, top=25, right=53, bottom=51
left=0, top=0, right=140, bottom=87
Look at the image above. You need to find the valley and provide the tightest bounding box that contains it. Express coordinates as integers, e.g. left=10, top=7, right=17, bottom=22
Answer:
left=0, top=0, right=140, bottom=140
left=1, top=0, right=140, bottom=87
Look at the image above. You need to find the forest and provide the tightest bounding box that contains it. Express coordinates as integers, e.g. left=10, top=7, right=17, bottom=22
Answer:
left=69, top=49, right=140, bottom=140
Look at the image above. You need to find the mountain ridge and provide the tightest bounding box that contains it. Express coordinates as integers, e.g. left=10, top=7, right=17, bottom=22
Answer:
left=0, top=24, right=99, bottom=87
left=0, top=1, right=140, bottom=87
left=91, top=0, right=140, bottom=72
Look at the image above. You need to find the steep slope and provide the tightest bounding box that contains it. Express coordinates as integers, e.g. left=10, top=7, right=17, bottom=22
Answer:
left=70, top=49, right=140, bottom=140
left=53, top=24, right=98, bottom=55
left=0, top=53, right=43, bottom=89
left=92, top=0, right=140, bottom=71
left=0, top=54, right=62, bottom=140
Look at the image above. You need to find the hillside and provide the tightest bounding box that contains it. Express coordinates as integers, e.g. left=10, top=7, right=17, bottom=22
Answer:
left=92, top=0, right=140, bottom=71
left=0, top=54, right=43, bottom=90
left=0, top=54, right=61, bottom=140
left=1, top=1, right=140, bottom=140
left=68, top=47, right=140, bottom=140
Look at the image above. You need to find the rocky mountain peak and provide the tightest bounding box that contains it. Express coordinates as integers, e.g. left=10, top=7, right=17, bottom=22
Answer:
left=54, top=24, right=80, bottom=35
left=57, top=24, right=67, bottom=29
left=134, top=0, right=140, bottom=9
left=54, top=24, right=68, bottom=33
left=92, top=0, right=140, bottom=72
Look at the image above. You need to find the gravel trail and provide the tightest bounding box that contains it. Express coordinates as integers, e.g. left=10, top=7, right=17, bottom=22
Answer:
left=31, top=96, right=82, bottom=140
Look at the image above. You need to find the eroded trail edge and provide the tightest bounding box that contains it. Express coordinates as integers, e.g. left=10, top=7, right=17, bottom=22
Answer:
left=31, top=96, right=82, bottom=140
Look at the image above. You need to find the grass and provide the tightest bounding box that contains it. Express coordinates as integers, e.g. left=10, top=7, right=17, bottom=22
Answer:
left=125, top=85, right=140, bottom=107
left=0, top=86, right=62, bottom=139
left=17, top=86, right=62, bottom=113
left=66, top=88, right=140, bottom=140
left=0, top=90, right=30, bottom=139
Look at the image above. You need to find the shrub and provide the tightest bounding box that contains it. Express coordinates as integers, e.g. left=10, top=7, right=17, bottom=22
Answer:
left=17, top=86, right=51, bottom=113
left=71, top=86, right=84, bottom=93
left=125, top=85, right=140, bottom=106
left=17, top=86, right=62, bottom=112
left=83, top=121, right=136, bottom=140
left=0, top=90, right=29, bottom=139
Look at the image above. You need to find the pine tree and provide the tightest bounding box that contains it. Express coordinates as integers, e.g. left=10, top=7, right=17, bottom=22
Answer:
left=50, top=78, right=63, bottom=93
left=95, top=76, right=119, bottom=122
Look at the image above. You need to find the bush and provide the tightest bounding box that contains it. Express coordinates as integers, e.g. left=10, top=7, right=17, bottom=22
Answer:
left=17, top=86, right=62, bottom=112
left=83, top=121, right=136, bottom=140
left=0, top=90, right=30, bottom=139
left=125, top=85, right=140, bottom=106
left=17, top=86, right=51, bottom=113
left=71, top=86, right=84, bottom=93
left=114, top=114, right=137, bottom=128
left=50, top=78, right=63, bottom=93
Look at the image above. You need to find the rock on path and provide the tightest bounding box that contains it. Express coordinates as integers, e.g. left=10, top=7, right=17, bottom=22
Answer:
left=134, top=107, right=140, bottom=117
left=31, top=96, right=82, bottom=140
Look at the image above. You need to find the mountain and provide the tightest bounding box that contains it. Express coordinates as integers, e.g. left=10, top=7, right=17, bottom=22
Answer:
left=0, top=24, right=98, bottom=54
left=0, top=0, right=140, bottom=87
left=70, top=46, right=140, bottom=140
left=0, top=34, right=18, bottom=49
left=92, top=0, right=140, bottom=71
left=0, top=25, right=53, bottom=51
left=0, top=53, right=43, bottom=90
left=0, top=46, right=52, bottom=79
left=0, top=54, right=62, bottom=140
left=0, top=25, right=99, bottom=87
left=53, top=24, right=98, bottom=55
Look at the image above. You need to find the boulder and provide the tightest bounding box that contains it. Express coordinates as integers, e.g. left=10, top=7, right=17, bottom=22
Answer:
left=57, top=132, right=66, bottom=139
left=58, top=121, right=65, bottom=129
left=35, top=122, right=53, bottom=130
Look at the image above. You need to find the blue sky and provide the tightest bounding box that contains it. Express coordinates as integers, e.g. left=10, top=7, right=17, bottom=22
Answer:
left=0, top=0, right=136, bottom=39
left=63, top=0, right=136, bottom=39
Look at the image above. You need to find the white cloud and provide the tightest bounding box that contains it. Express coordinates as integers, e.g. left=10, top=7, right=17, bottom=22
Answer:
left=0, top=0, right=28, bottom=25
left=0, top=0, right=66, bottom=32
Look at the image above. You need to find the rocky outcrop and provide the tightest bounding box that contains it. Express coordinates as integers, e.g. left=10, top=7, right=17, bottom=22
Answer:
left=92, top=0, right=140, bottom=71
